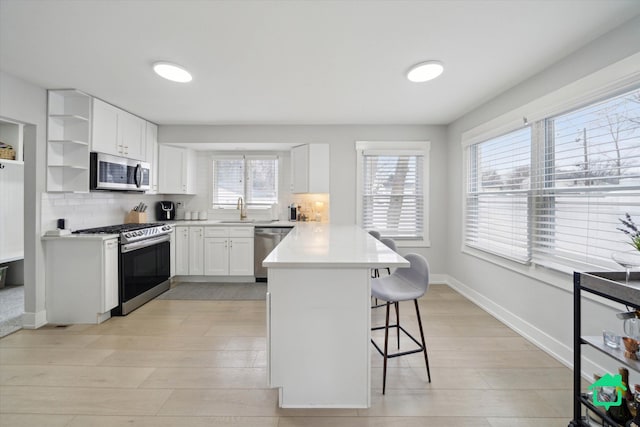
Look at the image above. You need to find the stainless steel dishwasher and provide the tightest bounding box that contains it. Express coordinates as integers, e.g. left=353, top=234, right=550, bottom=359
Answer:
left=254, top=226, right=293, bottom=281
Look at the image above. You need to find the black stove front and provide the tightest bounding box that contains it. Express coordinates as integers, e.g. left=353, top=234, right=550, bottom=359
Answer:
left=74, top=223, right=171, bottom=316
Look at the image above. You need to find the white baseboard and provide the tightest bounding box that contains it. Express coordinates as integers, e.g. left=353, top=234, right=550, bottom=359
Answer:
left=440, top=274, right=606, bottom=381
left=22, top=310, right=47, bottom=329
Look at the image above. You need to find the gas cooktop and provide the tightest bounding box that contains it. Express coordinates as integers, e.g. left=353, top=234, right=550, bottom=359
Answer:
left=73, top=223, right=172, bottom=244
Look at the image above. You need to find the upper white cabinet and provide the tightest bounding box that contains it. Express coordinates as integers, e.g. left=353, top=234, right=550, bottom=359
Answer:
left=92, top=98, right=146, bottom=161
left=158, top=144, right=196, bottom=194
left=291, top=143, right=329, bottom=193
left=145, top=122, right=159, bottom=194
left=46, top=89, right=92, bottom=192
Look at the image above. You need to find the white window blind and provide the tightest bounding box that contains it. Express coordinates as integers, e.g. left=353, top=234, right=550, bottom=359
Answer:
left=362, top=151, right=424, bottom=240
left=465, top=127, right=532, bottom=262
left=532, top=88, right=640, bottom=272
left=212, top=155, right=278, bottom=207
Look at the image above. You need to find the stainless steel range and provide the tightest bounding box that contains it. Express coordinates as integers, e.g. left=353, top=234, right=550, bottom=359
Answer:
left=73, top=223, right=172, bottom=315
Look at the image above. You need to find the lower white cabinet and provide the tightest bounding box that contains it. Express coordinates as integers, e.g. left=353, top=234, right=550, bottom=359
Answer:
left=204, top=237, right=228, bottom=275
left=44, top=237, right=118, bottom=324
left=173, top=226, right=254, bottom=277
left=175, top=226, right=190, bottom=275
left=189, top=227, right=204, bottom=275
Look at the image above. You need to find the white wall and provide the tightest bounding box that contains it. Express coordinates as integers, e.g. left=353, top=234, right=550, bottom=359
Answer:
left=445, top=15, right=640, bottom=380
left=0, top=71, right=47, bottom=327
left=159, top=125, right=450, bottom=273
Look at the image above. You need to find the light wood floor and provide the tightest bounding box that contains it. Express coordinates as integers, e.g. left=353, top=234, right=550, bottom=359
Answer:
left=0, top=284, right=572, bottom=426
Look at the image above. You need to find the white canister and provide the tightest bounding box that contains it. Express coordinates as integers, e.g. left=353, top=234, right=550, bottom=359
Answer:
left=184, top=211, right=192, bottom=220
left=199, top=211, right=208, bottom=220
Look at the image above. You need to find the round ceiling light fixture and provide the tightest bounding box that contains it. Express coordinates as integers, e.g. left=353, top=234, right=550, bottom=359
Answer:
left=406, top=60, right=444, bottom=83
left=153, top=61, right=193, bottom=83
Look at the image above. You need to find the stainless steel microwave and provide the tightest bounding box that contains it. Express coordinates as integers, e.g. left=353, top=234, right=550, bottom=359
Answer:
left=90, top=152, right=150, bottom=192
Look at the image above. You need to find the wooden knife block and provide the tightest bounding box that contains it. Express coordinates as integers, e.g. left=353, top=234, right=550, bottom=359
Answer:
left=125, top=211, right=147, bottom=224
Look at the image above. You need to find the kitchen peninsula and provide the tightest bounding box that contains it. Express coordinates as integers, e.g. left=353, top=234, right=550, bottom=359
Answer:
left=263, top=223, right=409, bottom=408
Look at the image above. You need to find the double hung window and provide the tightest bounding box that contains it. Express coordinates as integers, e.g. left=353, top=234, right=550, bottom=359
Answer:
left=212, top=155, right=278, bottom=208
left=356, top=141, right=430, bottom=245
left=464, top=87, right=640, bottom=272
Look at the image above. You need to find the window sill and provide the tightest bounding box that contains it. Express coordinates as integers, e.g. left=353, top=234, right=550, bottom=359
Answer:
left=460, top=245, right=625, bottom=311
left=395, top=238, right=431, bottom=248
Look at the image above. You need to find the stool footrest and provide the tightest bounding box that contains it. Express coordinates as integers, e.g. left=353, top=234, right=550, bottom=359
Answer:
left=371, top=324, right=424, bottom=358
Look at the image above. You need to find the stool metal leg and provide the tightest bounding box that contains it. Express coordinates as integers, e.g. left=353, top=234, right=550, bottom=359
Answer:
left=383, top=301, right=391, bottom=394
left=414, top=299, right=431, bottom=383
left=395, top=301, right=400, bottom=350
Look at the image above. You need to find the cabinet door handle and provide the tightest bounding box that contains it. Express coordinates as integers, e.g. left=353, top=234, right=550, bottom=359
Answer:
left=229, top=239, right=233, bottom=248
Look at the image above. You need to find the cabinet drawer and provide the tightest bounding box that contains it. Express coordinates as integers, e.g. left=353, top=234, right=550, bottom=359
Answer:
left=228, top=227, right=254, bottom=237
left=204, top=227, right=229, bottom=238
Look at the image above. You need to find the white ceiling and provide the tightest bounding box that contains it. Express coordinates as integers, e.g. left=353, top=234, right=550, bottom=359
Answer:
left=1, top=0, right=639, bottom=126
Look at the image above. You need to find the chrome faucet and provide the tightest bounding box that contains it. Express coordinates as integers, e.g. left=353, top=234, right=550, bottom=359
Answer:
left=237, top=197, right=247, bottom=220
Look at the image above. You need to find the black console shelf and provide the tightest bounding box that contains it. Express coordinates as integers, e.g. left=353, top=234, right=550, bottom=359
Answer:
left=570, top=271, right=640, bottom=427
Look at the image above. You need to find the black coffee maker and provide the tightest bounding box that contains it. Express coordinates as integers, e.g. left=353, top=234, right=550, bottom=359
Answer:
left=156, top=201, right=176, bottom=221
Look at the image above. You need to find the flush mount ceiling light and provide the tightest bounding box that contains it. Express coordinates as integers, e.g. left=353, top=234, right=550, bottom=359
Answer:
left=152, top=61, right=192, bottom=83
left=406, top=60, right=444, bottom=83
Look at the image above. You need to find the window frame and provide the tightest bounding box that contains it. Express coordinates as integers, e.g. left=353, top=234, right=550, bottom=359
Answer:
left=210, top=153, right=279, bottom=210
left=462, top=73, right=640, bottom=275
left=355, top=141, right=431, bottom=247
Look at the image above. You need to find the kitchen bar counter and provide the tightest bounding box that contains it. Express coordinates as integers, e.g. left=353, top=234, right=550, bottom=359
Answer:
left=264, top=223, right=408, bottom=408
left=263, top=222, right=408, bottom=268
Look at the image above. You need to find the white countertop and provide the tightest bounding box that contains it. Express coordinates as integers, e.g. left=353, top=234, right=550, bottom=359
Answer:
left=168, top=220, right=295, bottom=227
left=41, top=233, right=118, bottom=241
left=263, top=223, right=409, bottom=269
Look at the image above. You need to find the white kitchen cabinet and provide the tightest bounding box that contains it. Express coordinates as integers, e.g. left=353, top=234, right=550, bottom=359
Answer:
left=173, top=226, right=254, bottom=277
left=0, top=160, right=23, bottom=264
left=44, top=237, right=118, bottom=324
left=175, top=226, right=190, bottom=275
left=92, top=98, right=146, bottom=160
left=204, top=227, right=254, bottom=276
left=291, top=143, right=330, bottom=193
left=0, top=118, right=24, bottom=163
left=145, top=122, right=159, bottom=194
left=46, top=89, right=91, bottom=192
left=158, top=144, right=196, bottom=194
left=203, top=237, right=228, bottom=275
left=189, top=226, right=204, bottom=275
left=169, top=227, right=176, bottom=277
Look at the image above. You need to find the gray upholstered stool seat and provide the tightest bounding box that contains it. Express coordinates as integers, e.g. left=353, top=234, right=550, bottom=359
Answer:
left=372, top=274, right=424, bottom=301
left=371, top=253, right=431, bottom=394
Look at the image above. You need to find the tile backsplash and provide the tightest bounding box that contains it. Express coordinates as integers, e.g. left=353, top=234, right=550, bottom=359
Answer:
left=41, top=192, right=166, bottom=232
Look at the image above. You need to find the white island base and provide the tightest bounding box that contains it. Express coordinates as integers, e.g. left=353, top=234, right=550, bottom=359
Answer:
left=264, top=224, right=408, bottom=408
left=267, top=267, right=371, bottom=408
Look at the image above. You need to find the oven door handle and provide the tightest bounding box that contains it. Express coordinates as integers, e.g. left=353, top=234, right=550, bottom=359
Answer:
left=121, top=234, right=170, bottom=253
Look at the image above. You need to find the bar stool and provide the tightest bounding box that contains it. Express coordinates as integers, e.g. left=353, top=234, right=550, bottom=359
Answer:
left=379, top=238, right=396, bottom=276
left=371, top=253, right=431, bottom=394
left=373, top=237, right=398, bottom=309
left=368, top=230, right=382, bottom=278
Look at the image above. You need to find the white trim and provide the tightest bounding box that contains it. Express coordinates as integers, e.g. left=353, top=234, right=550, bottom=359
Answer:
left=439, top=274, right=613, bottom=385
left=461, top=52, right=640, bottom=148
left=355, top=141, right=431, bottom=245
left=22, top=310, right=47, bottom=329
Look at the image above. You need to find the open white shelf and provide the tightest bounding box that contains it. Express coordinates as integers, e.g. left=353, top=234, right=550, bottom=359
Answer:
left=46, top=90, right=92, bottom=192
